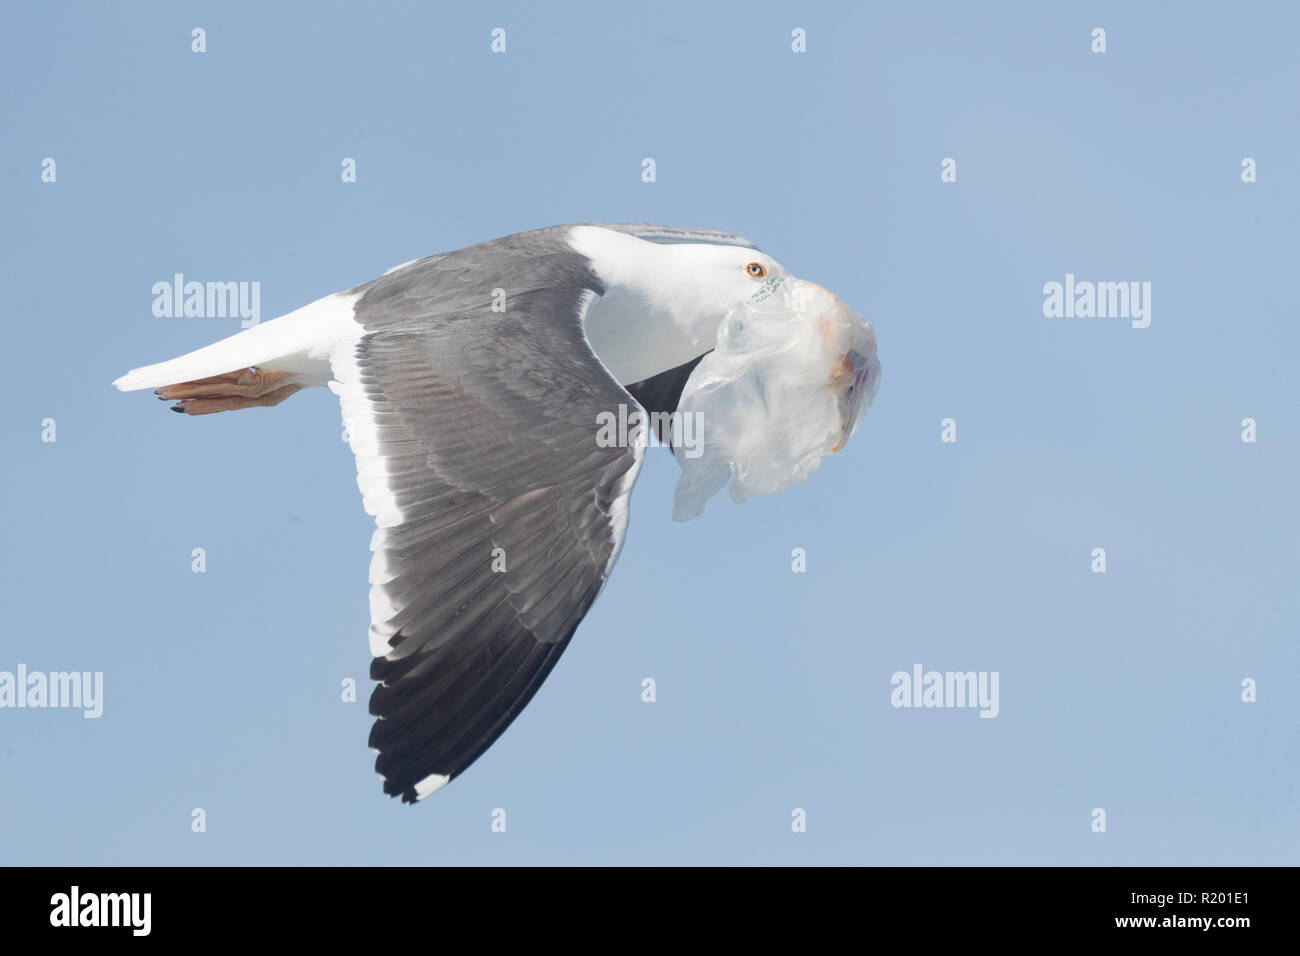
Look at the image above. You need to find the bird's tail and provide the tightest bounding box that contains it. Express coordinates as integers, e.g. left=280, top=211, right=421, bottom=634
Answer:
left=113, top=314, right=302, bottom=392
left=112, top=292, right=354, bottom=414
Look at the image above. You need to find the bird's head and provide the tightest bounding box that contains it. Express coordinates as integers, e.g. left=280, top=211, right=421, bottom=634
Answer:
left=662, top=245, right=881, bottom=520
left=572, top=225, right=881, bottom=519
left=665, top=241, right=880, bottom=443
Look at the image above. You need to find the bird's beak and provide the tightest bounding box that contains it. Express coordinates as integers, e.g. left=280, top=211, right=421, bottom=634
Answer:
left=831, top=348, right=874, bottom=451
left=788, top=280, right=880, bottom=452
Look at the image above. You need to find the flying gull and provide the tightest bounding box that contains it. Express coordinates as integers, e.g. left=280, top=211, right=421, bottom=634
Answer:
left=113, top=223, right=881, bottom=803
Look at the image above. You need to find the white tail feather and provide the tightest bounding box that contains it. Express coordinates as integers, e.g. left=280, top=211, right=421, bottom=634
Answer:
left=112, top=292, right=361, bottom=391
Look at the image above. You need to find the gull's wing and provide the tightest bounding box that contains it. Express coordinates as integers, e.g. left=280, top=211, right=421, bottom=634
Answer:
left=329, top=228, right=643, bottom=802
left=588, top=221, right=759, bottom=250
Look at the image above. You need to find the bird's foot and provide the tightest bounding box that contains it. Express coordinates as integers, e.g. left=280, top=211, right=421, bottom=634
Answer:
left=157, top=367, right=303, bottom=415
left=170, top=383, right=303, bottom=416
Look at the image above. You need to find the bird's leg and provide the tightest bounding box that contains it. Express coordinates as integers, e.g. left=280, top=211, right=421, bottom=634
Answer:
left=156, top=367, right=305, bottom=415
left=170, top=383, right=303, bottom=416
left=155, top=367, right=297, bottom=401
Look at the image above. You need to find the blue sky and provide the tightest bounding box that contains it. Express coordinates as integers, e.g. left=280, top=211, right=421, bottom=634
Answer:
left=1, top=1, right=1296, bottom=865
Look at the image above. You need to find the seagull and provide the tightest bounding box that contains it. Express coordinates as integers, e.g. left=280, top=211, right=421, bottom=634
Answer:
left=113, top=223, right=880, bottom=803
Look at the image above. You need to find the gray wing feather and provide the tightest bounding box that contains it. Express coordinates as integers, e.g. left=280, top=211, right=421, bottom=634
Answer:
left=341, top=226, right=642, bottom=801
left=580, top=221, right=759, bottom=250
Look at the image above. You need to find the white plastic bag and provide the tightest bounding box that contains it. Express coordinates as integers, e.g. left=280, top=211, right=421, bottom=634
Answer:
left=671, top=276, right=880, bottom=521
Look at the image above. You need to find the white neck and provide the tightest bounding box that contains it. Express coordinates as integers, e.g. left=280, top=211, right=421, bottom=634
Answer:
left=569, top=226, right=725, bottom=385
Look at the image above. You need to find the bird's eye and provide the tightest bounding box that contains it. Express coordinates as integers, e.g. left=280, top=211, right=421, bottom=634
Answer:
left=746, top=262, right=766, bottom=278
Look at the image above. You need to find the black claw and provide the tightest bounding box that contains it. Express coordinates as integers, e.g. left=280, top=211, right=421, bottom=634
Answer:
left=170, top=404, right=186, bottom=414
